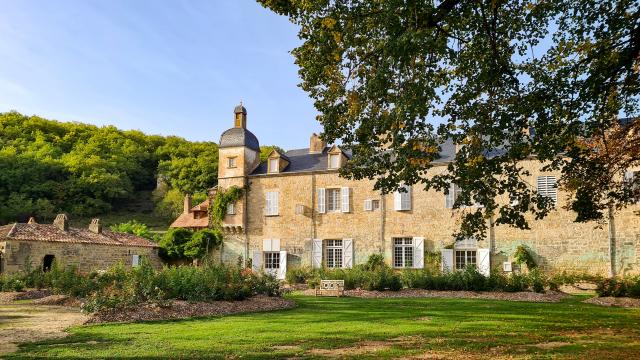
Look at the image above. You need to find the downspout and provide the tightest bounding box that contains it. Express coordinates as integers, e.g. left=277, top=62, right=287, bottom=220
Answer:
left=380, top=193, right=386, bottom=255
left=608, top=206, right=616, bottom=277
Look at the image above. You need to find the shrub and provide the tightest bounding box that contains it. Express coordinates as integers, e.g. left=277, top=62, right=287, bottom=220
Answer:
left=110, top=220, right=153, bottom=239
left=513, top=245, right=537, bottom=269
left=183, top=229, right=222, bottom=259
left=627, top=276, right=640, bottom=298
left=285, top=266, right=315, bottom=284
left=364, top=254, right=385, bottom=271
left=596, top=278, right=628, bottom=297
left=159, top=228, right=193, bottom=260
left=503, top=273, right=529, bottom=292
left=528, top=268, right=546, bottom=293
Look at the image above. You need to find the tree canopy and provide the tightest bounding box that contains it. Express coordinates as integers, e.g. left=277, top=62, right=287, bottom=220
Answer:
left=0, top=111, right=218, bottom=224
left=259, top=0, right=640, bottom=239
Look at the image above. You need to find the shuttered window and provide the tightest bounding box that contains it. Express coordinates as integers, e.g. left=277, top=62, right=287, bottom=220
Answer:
left=394, top=185, right=412, bottom=211
left=455, top=250, right=477, bottom=270
left=226, top=203, right=235, bottom=215
left=265, top=191, right=279, bottom=216
left=393, top=238, right=414, bottom=268
left=537, top=176, right=557, bottom=205
left=329, top=154, right=340, bottom=169
left=325, top=240, right=343, bottom=268
left=326, top=189, right=341, bottom=212
left=268, top=159, right=279, bottom=173
left=263, top=252, right=280, bottom=270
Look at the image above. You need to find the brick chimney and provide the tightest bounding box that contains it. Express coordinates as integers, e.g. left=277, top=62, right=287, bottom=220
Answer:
left=27, top=217, right=37, bottom=224
left=89, top=218, right=102, bottom=234
left=309, top=133, right=327, bottom=154
left=184, top=194, right=192, bottom=214
left=53, top=214, right=69, bottom=231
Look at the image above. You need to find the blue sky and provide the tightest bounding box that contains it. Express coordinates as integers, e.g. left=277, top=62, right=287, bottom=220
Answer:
left=0, top=0, right=320, bottom=149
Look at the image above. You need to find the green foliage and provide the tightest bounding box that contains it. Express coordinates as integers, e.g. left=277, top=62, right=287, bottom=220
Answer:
left=258, top=0, right=640, bottom=241
left=595, top=276, right=640, bottom=298
left=363, top=253, right=385, bottom=271
left=513, top=245, right=537, bottom=269
left=210, top=186, right=244, bottom=230
left=110, top=220, right=153, bottom=239
left=0, top=112, right=217, bottom=224
left=158, top=228, right=193, bottom=260
left=183, top=229, right=222, bottom=259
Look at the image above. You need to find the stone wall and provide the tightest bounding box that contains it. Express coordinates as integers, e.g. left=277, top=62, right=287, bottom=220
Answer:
left=1, top=240, right=162, bottom=274
left=227, top=158, right=640, bottom=275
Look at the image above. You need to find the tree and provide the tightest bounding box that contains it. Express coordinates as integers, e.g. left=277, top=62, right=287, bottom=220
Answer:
left=183, top=229, right=222, bottom=259
left=258, top=0, right=640, bottom=240
left=110, top=220, right=153, bottom=240
left=158, top=228, right=193, bottom=260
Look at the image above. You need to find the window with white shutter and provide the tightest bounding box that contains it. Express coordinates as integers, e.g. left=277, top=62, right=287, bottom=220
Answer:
left=268, top=158, right=279, bottom=173
left=326, top=188, right=341, bottom=212
left=265, top=191, right=279, bottom=216
left=226, top=203, right=235, bottom=215
left=445, top=182, right=462, bottom=208
left=394, top=185, right=411, bottom=211
left=364, top=199, right=373, bottom=211
left=537, top=176, right=557, bottom=205
left=317, top=188, right=326, bottom=213
left=341, top=187, right=350, bottom=213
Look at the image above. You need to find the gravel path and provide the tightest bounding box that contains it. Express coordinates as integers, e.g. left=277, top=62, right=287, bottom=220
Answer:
left=0, top=304, right=88, bottom=356
left=303, top=288, right=569, bottom=302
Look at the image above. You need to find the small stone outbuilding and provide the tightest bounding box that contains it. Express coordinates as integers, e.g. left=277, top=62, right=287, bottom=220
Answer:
left=0, top=215, right=162, bottom=274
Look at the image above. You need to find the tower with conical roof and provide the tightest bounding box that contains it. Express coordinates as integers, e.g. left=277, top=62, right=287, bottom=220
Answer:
left=216, top=103, right=260, bottom=263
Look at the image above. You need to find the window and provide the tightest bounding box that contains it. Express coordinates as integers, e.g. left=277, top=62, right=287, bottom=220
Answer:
left=372, top=199, right=380, bottom=210
left=394, top=185, right=412, bottom=211
left=455, top=250, right=476, bottom=270
left=42, top=254, right=55, bottom=272
left=328, top=154, right=340, bottom=169
left=227, top=157, right=237, bottom=168
left=226, top=203, right=235, bottom=215
left=132, top=254, right=141, bottom=267
left=325, top=240, right=343, bottom=268
left=268, top=158, right=279, bottom=173
left=265, top=191, right=279, bottom=216
left=264, top=252, right=280, bottom=269
left=537, top=176, right=557, bottom=205
left=625, top=171, right=639, bottom=202
left=326, top=188, right=341, bottom=212
left=393, top=238, right=414, bottom=268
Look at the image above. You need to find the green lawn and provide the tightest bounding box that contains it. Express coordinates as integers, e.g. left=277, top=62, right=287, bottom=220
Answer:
left=9, top=294, right=640, bottom=359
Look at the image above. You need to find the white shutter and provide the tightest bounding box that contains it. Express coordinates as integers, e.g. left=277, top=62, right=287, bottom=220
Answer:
left=364, top=199, right=372, bottom=211
left=262, top=239, right=272, bottom=251
left=273, top=191, right=279, bottom=215
left=132, top=255, right=140, bottom=267
left=445, top=183, right=455, bottom=208
left=265, top=192, right=272, bottom=215
left=401, top=185, right=411, bottom=210
left=394, top=190, right=402, bottom=210
left=412, top=237, right=424, bottom=269
left=312, top=239, right=323, bottom=268
left=537, top=176, right=557, bottom=204
left=441, top=249, right=454, bottom=272
left=341, top=187, right=350, bottom=213
left=252, top=250, right=262, bottom=271
left=278, top=251, right=287, bottom=280
left=477, top=248, right=491, bottom=277
left=272, top=239, right=281, bottom=251
left=318, top=188, right=326, bottom=214
left=342, top=238, right=353, bottom=268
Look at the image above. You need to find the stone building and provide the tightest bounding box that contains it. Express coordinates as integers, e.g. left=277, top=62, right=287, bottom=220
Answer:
left=0, top=215, right=162, bottom=274
left=179, top=104, right=640, bottom=279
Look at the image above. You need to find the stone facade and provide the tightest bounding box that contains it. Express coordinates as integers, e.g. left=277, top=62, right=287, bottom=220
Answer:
left=201, top=104, right=640, bottom=278
left=0, top=240, right=162, bottom=274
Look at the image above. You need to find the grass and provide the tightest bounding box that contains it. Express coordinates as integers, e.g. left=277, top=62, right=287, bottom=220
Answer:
left=8, top=294, right=640, bottom=359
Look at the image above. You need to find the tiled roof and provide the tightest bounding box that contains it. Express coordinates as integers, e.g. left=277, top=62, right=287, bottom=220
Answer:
left=0, top=223, right=158, bottom=248
left=219, top=127, right=260, bottom=151
left=170, top=200, right=210, bottom=228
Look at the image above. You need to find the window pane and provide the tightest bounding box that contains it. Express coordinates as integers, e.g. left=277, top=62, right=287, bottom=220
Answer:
left=269, top=159, right=279, bottom=172
left=264, top=252, right=280, bottom=269
left=327, top=189, right=341, bottom=211
left=329, top=154, right=339, bottom=168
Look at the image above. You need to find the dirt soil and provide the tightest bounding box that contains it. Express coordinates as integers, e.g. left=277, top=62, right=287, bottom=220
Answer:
left=583, top=296, right=640, bottom=308
left=0, top=304, right=88, bottom=356
left=88, top=295, right=296, bottom=324
left=303, top=288, right=569, bottom=302
left=0, top=290, right=50, bottom=303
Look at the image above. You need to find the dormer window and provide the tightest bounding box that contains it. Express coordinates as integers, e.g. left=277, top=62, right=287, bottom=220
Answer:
left=269, top=158, right=279, bottom=173
left=329, top=154, right=340, bottom=169
left=228, top=157, right=237, bottom=168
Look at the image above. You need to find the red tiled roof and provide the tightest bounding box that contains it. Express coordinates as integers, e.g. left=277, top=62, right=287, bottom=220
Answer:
left=170, top=200, right=210, bottom=229
left=0, top=223, right=158, bottom=248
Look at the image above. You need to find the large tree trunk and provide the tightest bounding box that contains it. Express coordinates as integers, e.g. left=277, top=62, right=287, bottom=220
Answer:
left=608, top=206, right=616, bottom=277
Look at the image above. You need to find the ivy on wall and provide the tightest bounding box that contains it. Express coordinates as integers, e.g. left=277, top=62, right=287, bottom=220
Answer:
left=209, top=186, right=244, bottom=230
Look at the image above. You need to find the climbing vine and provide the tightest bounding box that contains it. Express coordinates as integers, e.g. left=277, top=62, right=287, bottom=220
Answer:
left=209, top=186, right=244, bottom=230
left=513, top=245, right=537, bottom=270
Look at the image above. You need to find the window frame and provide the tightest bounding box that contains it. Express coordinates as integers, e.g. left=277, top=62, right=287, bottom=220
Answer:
left=393, top=238, right=414, bottom=268
left=324, top=239, right=343, bottom=268
left=328, top=154, right=340, bottom=169
left=227, top=157, right=237, bottom=169
left=454, top=250, right=477, bottom=270
left=226, top=202, right=235, bottom=215
left=326, top=188, right=341, bottom=212
left=268, top=158, right=279, bottom=173
left=265, top=191, right=279, bottom=216
left=263, top=251, right=280, bottom=270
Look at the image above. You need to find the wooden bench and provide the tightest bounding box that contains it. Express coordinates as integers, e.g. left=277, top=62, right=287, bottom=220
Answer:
left=315, top=280, right=345, bottom=297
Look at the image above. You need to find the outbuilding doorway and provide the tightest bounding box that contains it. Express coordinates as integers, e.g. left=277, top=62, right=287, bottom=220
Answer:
left=43, top=254, right=55, bottom=272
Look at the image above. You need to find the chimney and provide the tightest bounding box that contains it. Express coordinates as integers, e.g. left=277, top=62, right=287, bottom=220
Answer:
left=27, top=217, right=37, bottom=224
left=89, top=218, right=102, bottom=234
left=309, top=133, right=327, bottom=153
left=184, top=194, right=192, bottom=214
left=53, top=214, right=69, bottom=231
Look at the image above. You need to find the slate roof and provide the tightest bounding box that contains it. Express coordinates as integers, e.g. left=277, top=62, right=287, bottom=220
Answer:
left=0, top=223, right=158, bottom=248
left=219, top=127, right=260, bottom=151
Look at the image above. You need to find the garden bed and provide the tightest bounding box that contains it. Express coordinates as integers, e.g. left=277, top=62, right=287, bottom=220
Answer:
left=0, top=289, right=50, bottom=303
left=583, top=296, right=640, bottom=308
left=88, top=295, right=296, bottom=324
left=303, top=288, right=569, bottom=302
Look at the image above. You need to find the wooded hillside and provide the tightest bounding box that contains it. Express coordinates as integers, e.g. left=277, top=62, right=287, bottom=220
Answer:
left=0, top=111, right=218, bottom=225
